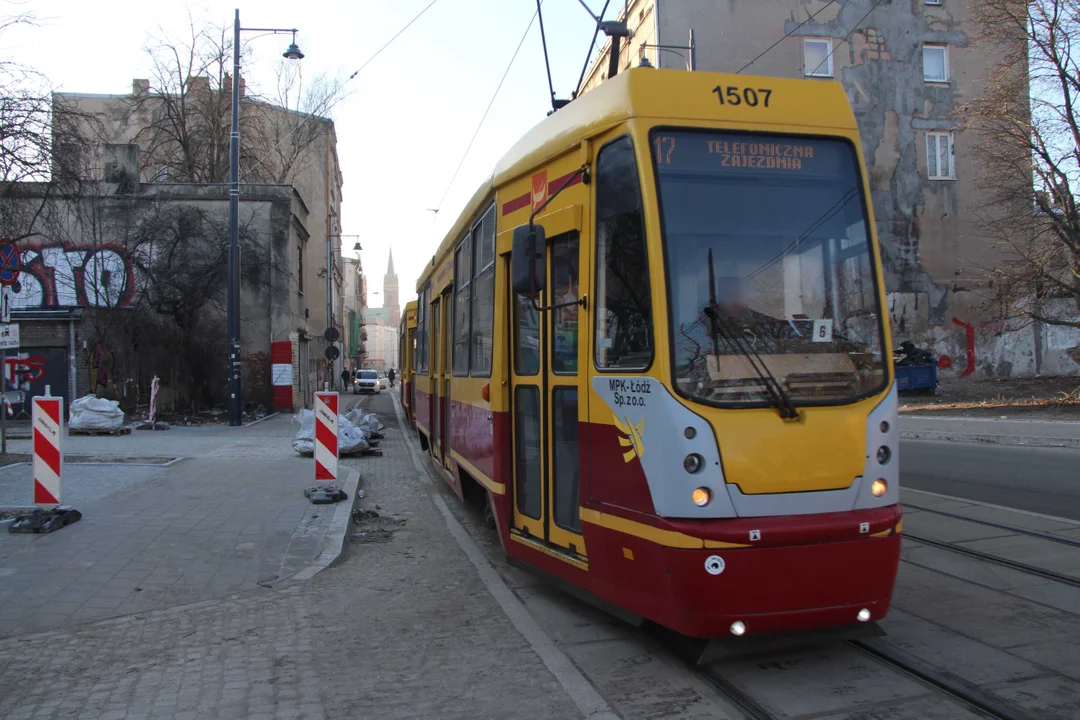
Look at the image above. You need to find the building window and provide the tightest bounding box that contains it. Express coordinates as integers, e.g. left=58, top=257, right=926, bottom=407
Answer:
left=925, top=0, right=942, bottom=5
left=926, top=132, right=955, bottom=179
left=923, top=44, right=949, bottom=82
left=803, top=39, right=833, bottom=77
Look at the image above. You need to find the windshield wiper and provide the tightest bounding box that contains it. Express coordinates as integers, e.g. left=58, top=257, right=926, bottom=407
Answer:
left=705, top=250, right=798, bottom=419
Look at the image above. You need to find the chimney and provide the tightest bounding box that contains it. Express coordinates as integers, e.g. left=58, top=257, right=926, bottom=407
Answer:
left=186, top=75, right=210, bottom=95
left=223, top=73, right=232, bottom=95
left=239, top=76, right=246, bottom=98
left=132, top=79, right=150, bottom=95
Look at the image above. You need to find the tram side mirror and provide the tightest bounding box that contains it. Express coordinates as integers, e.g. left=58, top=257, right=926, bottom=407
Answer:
left=512, top=224, right=547, bottom=297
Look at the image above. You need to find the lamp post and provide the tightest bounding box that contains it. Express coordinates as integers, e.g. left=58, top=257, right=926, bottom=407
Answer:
left=227, top=9, right=304, bottom=427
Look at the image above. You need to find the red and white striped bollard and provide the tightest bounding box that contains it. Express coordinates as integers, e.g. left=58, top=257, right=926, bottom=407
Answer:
left=314, top=391, right=338, bottom=482
left=33, top=392, right=63, bottom=505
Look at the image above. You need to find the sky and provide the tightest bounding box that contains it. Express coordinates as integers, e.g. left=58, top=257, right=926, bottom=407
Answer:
left=4, top=0, right=610, bottom=310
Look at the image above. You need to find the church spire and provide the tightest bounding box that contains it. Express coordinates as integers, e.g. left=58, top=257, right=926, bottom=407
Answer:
left=386, top=249, right=395, bottom=278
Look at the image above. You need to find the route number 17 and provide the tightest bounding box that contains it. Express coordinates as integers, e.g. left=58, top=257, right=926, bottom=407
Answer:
left=713, top=85, right=772, bottom=108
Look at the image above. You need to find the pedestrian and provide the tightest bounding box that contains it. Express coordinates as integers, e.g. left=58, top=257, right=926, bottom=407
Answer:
left=388, top=367, right=396, bottom=387
left=340, top=367, right=351, bottom=391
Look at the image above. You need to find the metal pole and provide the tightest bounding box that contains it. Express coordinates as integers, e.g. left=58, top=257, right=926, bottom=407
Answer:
left=326, top=137, right=334, bottom=391
left=227, top=8, right=243, bottom=426
left=1, top=351, right=6, bottom=456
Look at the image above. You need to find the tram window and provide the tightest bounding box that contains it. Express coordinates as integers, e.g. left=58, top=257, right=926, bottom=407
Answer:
left=471, top=266, right=495, bottom=376
left=419, top=286, right=429, bottom=374
left=552, top=387, right=581, bottom=533
left=514, top=386, right=543, bottom=520
left=515, top=294, right=540, bottom=375
left=594, top=135, right=654, bottom=370
left=551, top=232, right=580, bottom=375
left=453, top=237, right=471, bottom=376
left=471, top=207, right=496, bottom=376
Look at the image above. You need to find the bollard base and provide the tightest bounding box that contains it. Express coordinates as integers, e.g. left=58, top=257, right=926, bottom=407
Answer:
left=304, top=485, right=348, bottom=504
left=8, top=506, right=82, bottom=534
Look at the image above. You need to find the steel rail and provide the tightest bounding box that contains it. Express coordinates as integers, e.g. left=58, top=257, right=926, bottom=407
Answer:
left=695, top=665, right=779, bottom=720
left=904, top=533, right=1080, bottom=588
left=851, top=639, right=1037, bottom=720
left=904, top=503, right=1080, bottom=548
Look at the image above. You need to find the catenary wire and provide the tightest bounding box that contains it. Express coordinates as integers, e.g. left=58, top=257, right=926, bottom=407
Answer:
left=737, top=0, right=837, bottom=74
left=434, top=4, right=542, bottom=213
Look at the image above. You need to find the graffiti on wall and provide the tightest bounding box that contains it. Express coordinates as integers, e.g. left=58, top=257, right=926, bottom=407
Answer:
left=10, top=244, right=140, bottom=309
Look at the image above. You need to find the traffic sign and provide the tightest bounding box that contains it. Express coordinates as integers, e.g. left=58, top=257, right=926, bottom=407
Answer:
left=0, top=323, right=18, bottom=350
left=1, top=286, right=10, bottom=323
left=0, top=240, right=20, bottom=287
left=324, top=345, right=340, bottom=361
left=323, top=326, right=340, bottom=343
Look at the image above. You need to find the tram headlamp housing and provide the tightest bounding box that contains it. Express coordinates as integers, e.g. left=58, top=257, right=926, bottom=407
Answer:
left=858, top=608, right=871, bottom=622
left=683, top=453, right=704, bottom=474
left=730, top=621, right=746, bottom=636
left=871, top=479, right=888, bottom=497
left=876, top=446, right=891, bottom=465
left=691, top=487, right=711, bottom=507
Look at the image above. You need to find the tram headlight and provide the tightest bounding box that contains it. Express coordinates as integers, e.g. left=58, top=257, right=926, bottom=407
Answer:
left=730, top=621, right=746, bottom=636
left=858, top=608, right=871, bottom=622
left=683, top=453, right=704, bottom=474
left=871, top=479, right=888, bottom=497
left=692, top=487, right=711, bottom=507
left=876, top=446, right=891, bottom=465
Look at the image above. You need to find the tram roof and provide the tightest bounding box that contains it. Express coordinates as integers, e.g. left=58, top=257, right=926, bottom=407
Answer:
left=416, top=66, right=857, bottom=292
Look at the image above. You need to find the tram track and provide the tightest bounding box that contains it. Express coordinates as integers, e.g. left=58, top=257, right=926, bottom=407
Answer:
left=904, top=532, right=1080, bottom=588
left=904, top=503, right=1080, bottom=548
left=850, top=639, right=1037, bottom=720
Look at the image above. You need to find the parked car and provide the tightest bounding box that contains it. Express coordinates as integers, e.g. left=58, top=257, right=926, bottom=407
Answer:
left=376, top=373, right=389, bottom=391
left=354, top=369, right=380, bottom=394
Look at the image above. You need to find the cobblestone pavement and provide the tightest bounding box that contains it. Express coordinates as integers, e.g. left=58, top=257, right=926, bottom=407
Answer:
left=0, top=411, right=349, bottom=637
left=0, top=392, right=582, bottom=719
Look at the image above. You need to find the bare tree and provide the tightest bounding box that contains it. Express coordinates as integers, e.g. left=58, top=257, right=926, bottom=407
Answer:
left=126, top=15, right=345, bottom=186
left=0, top=9, right=92, bottom=241
left=966, top=0, right=1080, bottom=330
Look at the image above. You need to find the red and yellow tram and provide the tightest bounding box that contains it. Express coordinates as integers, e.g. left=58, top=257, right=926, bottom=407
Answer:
left=402, top=66, right=901, bottom=643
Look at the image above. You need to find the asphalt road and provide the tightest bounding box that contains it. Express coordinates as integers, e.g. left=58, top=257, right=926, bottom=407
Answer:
left=901, top=440, right=1080, bottom=520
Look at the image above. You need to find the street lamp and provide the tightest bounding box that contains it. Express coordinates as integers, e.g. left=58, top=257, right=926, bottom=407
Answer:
left=227, top=9, right=303, bottom=427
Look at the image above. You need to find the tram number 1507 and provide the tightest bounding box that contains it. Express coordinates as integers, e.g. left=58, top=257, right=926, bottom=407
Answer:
left=713, top=85, right=773, bottom=108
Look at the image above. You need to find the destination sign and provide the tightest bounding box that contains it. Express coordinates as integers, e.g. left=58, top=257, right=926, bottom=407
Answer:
left=652, top=131, right=850, bottom=177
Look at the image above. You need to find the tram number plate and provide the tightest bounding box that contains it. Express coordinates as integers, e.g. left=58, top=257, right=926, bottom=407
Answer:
left=713, top=85, right=772, bottom=108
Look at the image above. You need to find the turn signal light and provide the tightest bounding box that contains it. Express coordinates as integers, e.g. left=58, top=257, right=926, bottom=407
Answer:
left=871, top=479, right=888, bottom=497
left=692, top=487, right=711, bottom=507
left=481, top=383, right=490, bottom=402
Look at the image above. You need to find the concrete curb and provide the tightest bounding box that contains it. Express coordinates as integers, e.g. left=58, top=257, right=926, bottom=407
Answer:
left=291, top=468, right=362, bottom=581
left=900, top=430, right=1080, bottom=449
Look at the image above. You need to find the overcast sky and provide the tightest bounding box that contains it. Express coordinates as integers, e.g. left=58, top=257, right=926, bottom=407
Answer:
left=6, top=0, right=607, bottom=312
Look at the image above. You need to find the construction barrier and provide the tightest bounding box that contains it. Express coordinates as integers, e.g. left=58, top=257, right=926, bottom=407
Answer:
left=314, top=391, right=338, bottom=482
left=33, top=392, right=63, bottom=504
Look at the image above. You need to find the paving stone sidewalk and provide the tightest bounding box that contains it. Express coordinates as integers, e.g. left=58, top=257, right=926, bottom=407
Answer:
left=0, top=412, right=346, bottom=637
left=0, top=392, right=582, bottom=719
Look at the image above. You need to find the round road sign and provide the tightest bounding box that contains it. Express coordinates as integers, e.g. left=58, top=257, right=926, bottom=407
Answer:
left=324, top=345, right=340, bottom=361
left=0, top=240, right=20, bottom=287
left=323, top=327, right=340, bottom=343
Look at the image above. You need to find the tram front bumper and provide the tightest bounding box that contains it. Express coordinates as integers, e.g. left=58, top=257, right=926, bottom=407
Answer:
left=661, top=532, right=902, bottom=639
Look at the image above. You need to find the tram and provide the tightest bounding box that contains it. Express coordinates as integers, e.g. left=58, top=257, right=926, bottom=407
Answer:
left=399, top=300, right=418, bottom=427
left=401, top=65, right=901, bottom=644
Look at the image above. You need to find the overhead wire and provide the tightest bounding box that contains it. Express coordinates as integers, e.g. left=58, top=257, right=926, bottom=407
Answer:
left=434, top=4, right=542, bottom=214
left=808, top=0, right=885, bottom=77
left=249, top=0, right=441, bottom=172
left=736, top=0, right=837, bottom=74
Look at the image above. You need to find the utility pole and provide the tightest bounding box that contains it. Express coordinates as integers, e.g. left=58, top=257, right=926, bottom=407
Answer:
left=226, top=9, right=304, bottom=424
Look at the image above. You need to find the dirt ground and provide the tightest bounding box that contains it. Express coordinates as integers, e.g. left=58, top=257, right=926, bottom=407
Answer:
left=899, top=375, right=1080, bottom=420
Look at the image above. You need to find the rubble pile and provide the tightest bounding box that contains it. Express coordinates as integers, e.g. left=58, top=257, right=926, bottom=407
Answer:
left=68, top=395, right=125, bottom=432
left=291, top=408, right=386, bottom=456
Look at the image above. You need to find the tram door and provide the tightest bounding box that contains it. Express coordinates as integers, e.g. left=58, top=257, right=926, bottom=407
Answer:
left=441, top=290, right=452, bottom=467
left=510, top=229, right=586, bottom=558
left=431, top=297, right=442, bottom=461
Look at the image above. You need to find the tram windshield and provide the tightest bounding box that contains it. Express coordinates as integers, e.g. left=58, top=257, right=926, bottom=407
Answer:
left=651, top=129, right=887, bottom=407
